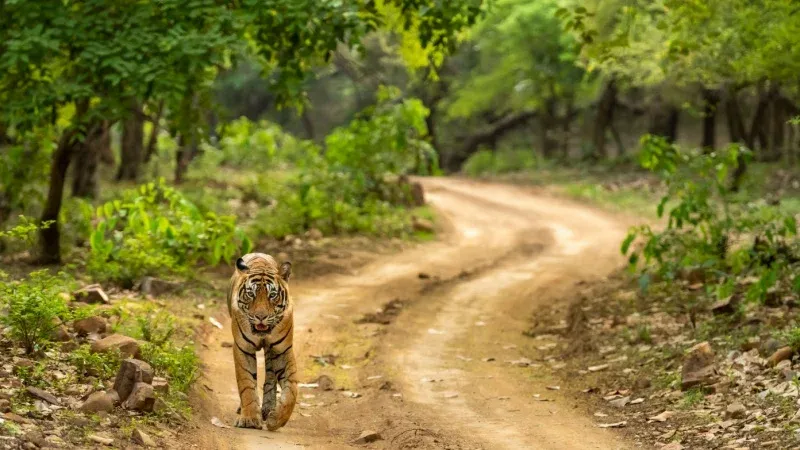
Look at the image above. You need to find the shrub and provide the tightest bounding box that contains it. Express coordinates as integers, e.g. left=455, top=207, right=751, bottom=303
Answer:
left=69, top=344, right=121, bottom=379
left=0, top=270, right=77, bottom=354
left=87, top=179, right=252, bottom=286
left=462, top=148, right=538, bottom=176
left=623, top=135, right=798, bottom=303
left=141, top=343, right=199, bottom=393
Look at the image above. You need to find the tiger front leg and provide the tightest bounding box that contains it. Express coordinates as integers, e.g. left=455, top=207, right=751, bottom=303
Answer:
left=265, top=346, right=298, bottom=431
left=233, top=343, right=261, bottom=429
left=261, top=351, right=278, bottom=422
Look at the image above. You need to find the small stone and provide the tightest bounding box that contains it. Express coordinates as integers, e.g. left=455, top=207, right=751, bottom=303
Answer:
left=123, top=382, right=155, bottom=412
left=305, top=228, right=323, bottom=240
left=26, top=387, right=60, bottom=405
left=710, top=295, right=740, bottom=315
left=24, top=431, right=47, bottom=448
left=726, top=402, right=746, bottom=419
left=131, top=429, right=156, bottom=447
left=353, top=430, right=382, bottom=444
left=4, top=412, right=30, bottom=424
left=316, top=375, right=334, bottom=391
left=661, top=443, right=683, bottom=450
left=152, top=377, right=169, bottom=395
left=78, top=391, right=115, bottom=413
left=741, top=336, right=761, bottom=352
left=138, top=277, right=181, bottom=297
left=72, top=285, right=110, bottom=304
left=609, top=396, right=630, bottom=408
left=15, top=358, right=34, bottom=369
left=767, top=346, right=793, bottom=367
left=221, top=342, right=233, bottom=348
left=52, top=324, right=72, bottom=342
left=0, top=399, right=10, bottom=412
left=88, top=434, right=114, bottom=445
left=588, top=364, right=609, bottom=372
left=91, top=334, right=141, bottom=359
left=411, top=216, right=434, bottom=233
left=114, top=359, right=154, bottom=402
left=73, top=316, right=107, bottom=336
left=634, top=377, right=651, bottom=389
left=681, top=341, right=717, bottom=390
left=760, top=338, right=782, bottom=357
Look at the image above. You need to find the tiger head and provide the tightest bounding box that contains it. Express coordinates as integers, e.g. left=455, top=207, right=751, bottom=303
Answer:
left=230, top=253, right=292, bottom=335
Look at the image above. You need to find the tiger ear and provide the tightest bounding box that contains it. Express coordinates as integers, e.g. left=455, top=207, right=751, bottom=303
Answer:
left=279, top=261, right=292, bottom=281
left=236, top=257, right=249, bottom=271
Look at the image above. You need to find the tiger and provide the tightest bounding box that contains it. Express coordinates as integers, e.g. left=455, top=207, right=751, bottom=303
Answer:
left=227, top=252, right=297, bottom=431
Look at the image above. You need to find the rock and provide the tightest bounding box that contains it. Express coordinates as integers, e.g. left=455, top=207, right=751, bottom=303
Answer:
left=78, top=391, right=115, bottom=413
left=61, top=341, right=79, bottom=352
left=221, top=341, right=233, bottom=348
left=316, top=375, right=334, bottom=391
left=0, top=399, right=10, bottom=412
left=152, top=377, right=169, bottom=395
left=760, top=338, right=783, bottom=357
left=88, top=434, right=114, bottom=446
left=741, top=337, right=761, bottom=352
left=4, top=412, right=30, bottom=424
left=72, top=284, right=110, bottom=304
left=52, top=323, right=72, bottom=342
left=681, top=341, right=717, bottom=391
left=24, top=431, right=47, bottom=448
left=73, top=316, right=107, bottom=336
left=411, top=216, right=434, bottom=233
left=634, top=377, right=651, bottom=390
left=113, top=359, right=154, bottom=402
left=91, top=334, right=140, bottom=359
left=131, top=429, right=156, bottom=447
left=138, top=277, right=181, bottom=297
left=15, top=358, right=34, bottom=370
left=305, top=228, right=323, bottom=240
left=353, top=430, right=382, bottom=444
left=726, top=402, right=746, bottom=419
left=25, top=387, right=60, bottom=405
left=661, top=443, right=683, bottom=450
left=711, top=295, right=740, bottom=315
left=409, top=182, right=425, bottom=207
left=122, top=382, right=155, bottom=412
left=767, top=346, right=793, bottom=367
left=609, top=396, right=630, bottom=408
left=107, top=389, right=120, bottom=406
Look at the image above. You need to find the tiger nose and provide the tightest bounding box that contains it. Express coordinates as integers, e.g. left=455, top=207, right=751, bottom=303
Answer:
left=254, top=313, right=269, bottom=322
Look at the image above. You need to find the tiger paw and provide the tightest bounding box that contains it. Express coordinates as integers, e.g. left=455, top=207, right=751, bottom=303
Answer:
left=261, top=406, right=273, bottom=422
left=265, top=411, right=281, bottom=431
left=234, top=414, right=262, bottom=429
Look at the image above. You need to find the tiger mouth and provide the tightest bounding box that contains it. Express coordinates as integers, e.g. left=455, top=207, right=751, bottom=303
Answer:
left=253, top=323, right=270, bottom=333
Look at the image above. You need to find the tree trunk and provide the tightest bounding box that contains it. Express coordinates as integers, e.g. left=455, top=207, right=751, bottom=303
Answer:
left=98, top=121, right=114, bottom=166
left=701, top=89, right=720, bottom=150
left=301, top=108, right=315, bottom=141
left=726, top=90, right=751, bottom=192
left=592, top=79, right=617, bottom=159
left=174, top=134, right=199, bottom=184
left=539, top=98, right=559, bottom=158
left=71, top=125, right=107, bottom=199
left=116, top=100, right=144, bottom=181
left=39, top=101, right=94, bottom=263
left=144, top=101, right=165, bottom=163
left=649, top=101, right=680, bottom=144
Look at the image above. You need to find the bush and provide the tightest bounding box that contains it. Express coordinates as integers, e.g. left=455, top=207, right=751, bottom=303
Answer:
left=141, top=343, right=199, bottom=393
left=462, top=148, right=538, bottom=176
left=87, top=179, right=252, bottom=286
left=0, top=270, right=77, bottom=354
left=69, top=344, right=121, bottom=379
left=623, top=135, right=798, bottom=303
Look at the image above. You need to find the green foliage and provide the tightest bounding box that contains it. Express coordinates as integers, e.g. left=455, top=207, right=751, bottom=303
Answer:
left=69, top=345, right=122, bottom=380
left=623, top=136, right=799, bottom=303
left=0, top=217, right=54, bottom=244
left=137, top=310, right=177, bottom=347
left=462, top=149, right=538, bottom=176
left=87, top=179, right=252, bottom=286
left=0, top=270, right=77, bottom=354
left=141, top=343, right=199, bottom=393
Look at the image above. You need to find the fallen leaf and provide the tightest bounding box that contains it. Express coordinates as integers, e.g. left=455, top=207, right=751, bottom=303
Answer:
left=482, top=357, right=496, bottom=362
left=475, top=321, right=486, bottom=326
left=588, top=364, right=609, bottom=372
left=209, top=317, right=223, bottom=329
left=629, top=398, right=644, bottom=405
left=597, top=421, right=627, bottom=428
left=367, top=375, right=383, bottom=380
left=546, top=386, right=560, bottom=391
left=341, top=391, right=361, bottom=398
left=443, top=392, right=459, bottom=399
left=497, top=396, right=510, bottom=400
left=609, top=396, right=630, bottom=408
left=211, top=417, right=230, bottom=428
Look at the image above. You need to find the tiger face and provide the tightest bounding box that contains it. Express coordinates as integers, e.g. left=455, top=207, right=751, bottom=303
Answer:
left=230, top=253, right=292, bottom=335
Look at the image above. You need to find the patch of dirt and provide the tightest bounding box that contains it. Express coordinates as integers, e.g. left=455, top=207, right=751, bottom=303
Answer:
left=355, top=299, right=405, bottom=325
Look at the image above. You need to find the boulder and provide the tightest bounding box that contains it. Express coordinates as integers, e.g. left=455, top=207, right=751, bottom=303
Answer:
left=122, top=382, right=155, bottom=412
left=78, top=391, right=115, bottom=413
left=152, top=377, right=169, bottom=395
left=113, top=359, right=154, bottom=402
left=760, top=338, right=783, bottom=358
left=51, top=323, right=72, bottom=342
left=72, top=284, right=110, bottom=304
left=73, top=316, right=107, bottom=336
left=91, top=334, right=140, bottom=359
left=0, top=399, right=10, bottom=413
left=681, top=341, right=717, bottom=391
left=316, top=375, right=334, bottom=391
left=305, top=228, right=323, bottom=240
left=725, top=402, right=746, bottom=419
left=409, top=182, right=425, bottom=207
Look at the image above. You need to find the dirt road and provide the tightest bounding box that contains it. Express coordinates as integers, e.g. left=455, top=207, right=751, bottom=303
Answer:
left=199, top=178, right=640, bottom=449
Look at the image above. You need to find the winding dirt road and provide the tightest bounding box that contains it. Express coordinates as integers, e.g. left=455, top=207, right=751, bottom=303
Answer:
left=198, top=178, right=640, bottom=449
